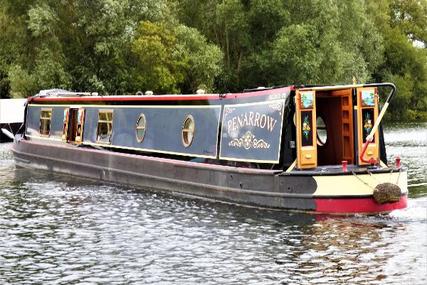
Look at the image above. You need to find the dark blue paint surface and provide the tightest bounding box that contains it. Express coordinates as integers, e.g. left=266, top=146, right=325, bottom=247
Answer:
left=26, top=106, right=65, bottom=139
left=27, top=100, right=286, bottom=163
left=84, top=106, right=221, bottom=158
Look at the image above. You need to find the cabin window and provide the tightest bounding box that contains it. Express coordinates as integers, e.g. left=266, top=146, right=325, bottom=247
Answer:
left=39, top=109, right=52, bottom=136
left=76, top=108, right=85, bottom=143
left=316, top=116, right=327, bottom=146
left=135, top=113, right=146, bottom=143
left=97, top=110, right=113, bottom=144
left=182, top=114, right=195, bottom=148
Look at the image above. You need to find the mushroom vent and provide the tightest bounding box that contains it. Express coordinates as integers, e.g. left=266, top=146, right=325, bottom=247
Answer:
left=373, top=183, right=402, bottom=204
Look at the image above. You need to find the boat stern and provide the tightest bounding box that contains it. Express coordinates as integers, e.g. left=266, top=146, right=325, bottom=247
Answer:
left=312, top=168, right=408, bottom=214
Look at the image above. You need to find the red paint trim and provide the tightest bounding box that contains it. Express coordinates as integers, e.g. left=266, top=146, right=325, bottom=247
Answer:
left=30, top=86, right=293, bottom=104
left=315, top=195, right=407, bottom=214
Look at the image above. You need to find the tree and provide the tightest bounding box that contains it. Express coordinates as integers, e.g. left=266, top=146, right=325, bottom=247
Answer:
left=131, top=21, right=223, bottom=94
left=176, top=0, right=383, bottom=90
left=0, top=68, right=11, bottom=99
left=368, top=0, right=427, bottom=120
left=0, top=0, right=425, bottom=121
left=0, top=0, right=170, bottom=96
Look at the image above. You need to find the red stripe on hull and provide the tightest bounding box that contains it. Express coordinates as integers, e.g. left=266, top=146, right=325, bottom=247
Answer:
left=315, top=195, right=408, bottom=214
left=29, top=86, right=293, bottom=104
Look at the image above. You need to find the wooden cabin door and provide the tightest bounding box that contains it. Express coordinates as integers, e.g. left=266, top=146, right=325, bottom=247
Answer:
left=75, top=108, right=85, bottom=143
left=62, top=108, right=85, bottom=144
left=356, top=87, right=379, bottom=165
left=62, top=108, right=70, bottom=142
left=295, top=90, right=317, bottom=169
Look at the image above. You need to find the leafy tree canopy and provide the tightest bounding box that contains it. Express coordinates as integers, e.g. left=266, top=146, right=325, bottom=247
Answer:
left=0, top=0, right=425, bottom=121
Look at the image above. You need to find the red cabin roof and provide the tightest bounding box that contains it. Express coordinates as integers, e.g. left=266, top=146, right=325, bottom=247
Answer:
left=29, top=86, right=294, bottom=104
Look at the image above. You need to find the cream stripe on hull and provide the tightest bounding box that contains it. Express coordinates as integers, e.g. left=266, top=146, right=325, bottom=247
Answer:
left=313, top=171, right=408, bottom=197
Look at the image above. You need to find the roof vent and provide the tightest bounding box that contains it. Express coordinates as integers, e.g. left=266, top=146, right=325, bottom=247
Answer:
left=196, top=89, right=206, bottom=94
left=145, top=91, right=153, bottom=96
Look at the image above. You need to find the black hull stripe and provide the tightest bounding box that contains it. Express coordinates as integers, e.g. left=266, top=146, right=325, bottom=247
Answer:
left=12, top=148, right=314, bottom=199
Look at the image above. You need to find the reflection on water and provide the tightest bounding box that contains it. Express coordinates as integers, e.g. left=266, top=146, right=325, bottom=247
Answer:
left=0, top=123, right=426, bottom=284
left=384, top=122, right=427, bottom=198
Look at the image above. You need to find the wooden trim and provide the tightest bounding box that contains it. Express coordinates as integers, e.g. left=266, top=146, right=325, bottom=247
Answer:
left=39, top=108, right=52, bottom=137
left=181, top=114, right=195, bottom=148
left=75, top=108, right=85, bottom=144
left=356, top=88, right=379, bottom=165
left=331, top=89, right=354, bottom=164
left=96, top=109, right=114, bottom=144
left=62, top=108, right=69, bottom=141
left=295, top=90, right=317, bottom=169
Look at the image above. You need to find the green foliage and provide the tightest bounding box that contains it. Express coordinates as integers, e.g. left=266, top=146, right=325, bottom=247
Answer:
left=132, top=21, right=183, bottom=93
left=390, top=0, right=427, bottom=45
left=8, top=65, right=37, bottom=98
left=175, top=25, right=223, bottom=92
left=131, top=21, right=222, bottom=93
left=272, top=24, right=321, bottom=85
left=0, top=0, right=171, bottom=96
left=0, top=68, right=11, bottom=99
left=368, top=0, right=427, bottom=121
left=0, top=0, right=425, bottom=121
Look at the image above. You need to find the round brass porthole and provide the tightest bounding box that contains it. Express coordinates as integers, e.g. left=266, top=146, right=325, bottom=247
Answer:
left=182, top=114, right=195, bottom=148
left=136, top=113, right=146, bottom=143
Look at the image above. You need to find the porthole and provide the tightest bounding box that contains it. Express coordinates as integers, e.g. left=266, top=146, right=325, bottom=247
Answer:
left=316, top=116, right=327, bottom=146
left=182, top=114, right=195, bottom=148
left=136, top=113, right=146, bottom=143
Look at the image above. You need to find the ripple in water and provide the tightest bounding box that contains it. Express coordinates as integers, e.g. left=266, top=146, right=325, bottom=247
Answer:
left=0, top=124, right=426, bottom=284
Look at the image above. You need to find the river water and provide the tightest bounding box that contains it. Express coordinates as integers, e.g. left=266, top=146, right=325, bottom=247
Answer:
left=0, top=124, right=426, bottom=284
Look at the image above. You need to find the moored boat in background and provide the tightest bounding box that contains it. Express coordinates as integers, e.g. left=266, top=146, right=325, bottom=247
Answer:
left=11, top=83, right=407, bottom=214
left=0, top=99, right=26, bottom=143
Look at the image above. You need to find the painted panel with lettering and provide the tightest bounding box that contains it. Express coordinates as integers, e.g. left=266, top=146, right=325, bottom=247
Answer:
left=219, top=100, right=285, bottom=163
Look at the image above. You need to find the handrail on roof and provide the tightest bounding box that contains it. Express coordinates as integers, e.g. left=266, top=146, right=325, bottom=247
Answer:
left=297, top=82, right=395, bottom=94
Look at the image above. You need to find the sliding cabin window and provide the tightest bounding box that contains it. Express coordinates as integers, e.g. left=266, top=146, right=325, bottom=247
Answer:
left=39, top=109, right=52, bottom=136
left=182, top=114, right=195, bottom=148
left=135, top=113, right=146, bottom=143
left=96, top=110, right=113, bottom=144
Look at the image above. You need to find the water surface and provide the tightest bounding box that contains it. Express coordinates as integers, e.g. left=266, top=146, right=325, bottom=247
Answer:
left=0, top=124, right=426, bottom=284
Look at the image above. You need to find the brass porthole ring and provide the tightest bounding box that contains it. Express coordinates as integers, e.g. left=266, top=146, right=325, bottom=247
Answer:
left=136, top=113, right=146, bottom=143
left=182, top=114, right=195, bottom=148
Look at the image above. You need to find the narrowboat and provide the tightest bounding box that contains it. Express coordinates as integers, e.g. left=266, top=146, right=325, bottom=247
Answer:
left=11, top=83, right=407, bottom=214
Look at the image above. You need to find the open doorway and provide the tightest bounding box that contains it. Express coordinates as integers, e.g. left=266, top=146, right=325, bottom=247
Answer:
left=316, top=89, right=354, bottom=166
left=62, top=108, right=85, bottom=144
left=67, top=108, right=78, bottom=142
